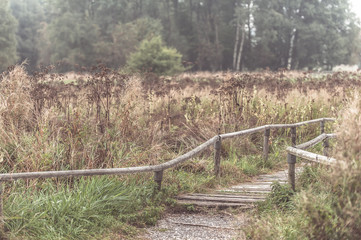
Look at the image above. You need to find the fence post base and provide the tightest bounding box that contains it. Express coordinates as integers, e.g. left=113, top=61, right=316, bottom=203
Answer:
left=0, top=182, right=3, bottom=233
left=320, top=119, right=330, bottom=156
left=263, top=128, right=270, bottom=161
left=154, top=170, right=164, bottom=190
left=287, top=153, right=296, bottom=191
left=214, top=135, right=222, bottom=177
left=323, top=138, right=330, bottom=157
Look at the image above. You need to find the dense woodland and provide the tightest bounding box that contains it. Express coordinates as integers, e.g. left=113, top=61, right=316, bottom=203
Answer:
left=0, top=0, right=361, bottom=72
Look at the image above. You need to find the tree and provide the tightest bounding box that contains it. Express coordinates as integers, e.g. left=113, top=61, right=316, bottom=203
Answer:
left=0, top=0, right=17, bottom=72
left=47, top=0, right=100, bottom=71
left=12, top=0, right=358, bottom=72
left=10, top=0, right=44, bottom=71
left=127, top=36, right=185, bottom=75
left=253, top=0, right=360, bottom=70
left=95, top=17, right=163, bottom=69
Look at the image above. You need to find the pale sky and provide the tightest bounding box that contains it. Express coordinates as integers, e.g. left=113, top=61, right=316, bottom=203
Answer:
left=350, top=0, right=361, bottom=21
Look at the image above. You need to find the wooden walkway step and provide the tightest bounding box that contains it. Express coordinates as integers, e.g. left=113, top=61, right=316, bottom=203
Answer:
left=176, top=168, right=302, bottom=208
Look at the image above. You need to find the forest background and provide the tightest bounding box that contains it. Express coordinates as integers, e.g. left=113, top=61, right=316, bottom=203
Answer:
left=1, top=0, right=361, bottom=73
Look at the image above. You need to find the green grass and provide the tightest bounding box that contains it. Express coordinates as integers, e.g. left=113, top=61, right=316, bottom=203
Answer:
left=3, top=177, right=165, bottom=240
left=1, top=141, right=291, bottom=240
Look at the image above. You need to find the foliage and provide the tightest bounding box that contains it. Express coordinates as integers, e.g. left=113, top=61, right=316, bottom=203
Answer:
left=0, top=0, right=17, bottom=72
left=47, top=0, right=100, bottom=71
left=95, top=17, right=163, bottom=69
left=127, top=36, right=185, bottom=75
left=1, top=66, right=359, bottom=238
left=257, top=182, right=295, bottom=213
left=10, top=0, right=44, bottom=71
left=2, top=0, right=359, bottom=72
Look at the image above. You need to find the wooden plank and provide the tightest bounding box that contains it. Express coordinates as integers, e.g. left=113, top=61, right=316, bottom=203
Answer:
left=176, top=200, right=254, bottom=208
left=222, top=189, right=271, bottom=194
left=177, top=195, right=264, bottom=203
left=213, top=190, right=268, bottom=196
left=188, top=193, right=267, bottom=199
left=231, top=184, right=272, bottom=189
left=250, top=181, right=286, bottom=185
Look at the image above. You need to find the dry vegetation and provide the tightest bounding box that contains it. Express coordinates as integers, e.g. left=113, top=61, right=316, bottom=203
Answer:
left=0, top=66, right=356, bottom=173
left=1, top=65, right=361, bottom=239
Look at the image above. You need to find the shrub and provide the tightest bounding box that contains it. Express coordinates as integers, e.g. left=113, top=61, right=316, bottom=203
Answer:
left=127, top=36, right=185, bottom=76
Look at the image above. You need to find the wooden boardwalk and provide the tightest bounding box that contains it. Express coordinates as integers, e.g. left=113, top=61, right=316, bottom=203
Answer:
left=176, top=168, right=303, bottom=209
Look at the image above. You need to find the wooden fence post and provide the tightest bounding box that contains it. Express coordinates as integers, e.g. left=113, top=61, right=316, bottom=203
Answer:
left=320, top=120, right=325, bottom=134
left=291, top=127, right=296, bottom=146
left=154, top=170, right=164, bottom=190
left=289, top=127, right=297, bottom=191
left=287, top=153, right=296, bottom=191
left=263, top=128, right=270, bottom=161
left=0, top=182, right=3, bottom=232
left=320, top=120, right=330, bottom=156
left=214, top=135, right=222, bottom=177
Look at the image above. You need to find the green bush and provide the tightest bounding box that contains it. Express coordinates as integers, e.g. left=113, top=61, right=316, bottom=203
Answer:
left=127, top=36, right=185, bottom=76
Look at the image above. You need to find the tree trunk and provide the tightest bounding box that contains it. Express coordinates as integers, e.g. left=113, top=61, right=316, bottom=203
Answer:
left=236, top=25, right=245, bottom=71
left=287, top=28, right=296, bottom=70
left=215, top=19, right=222, bottom=70
left=233, top=14, right=241, bottom=70
left=189, top=0, right=193, bottom=20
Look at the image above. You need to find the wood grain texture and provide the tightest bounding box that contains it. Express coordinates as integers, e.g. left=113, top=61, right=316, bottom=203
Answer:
left=287, top=147, right=336, bottom=165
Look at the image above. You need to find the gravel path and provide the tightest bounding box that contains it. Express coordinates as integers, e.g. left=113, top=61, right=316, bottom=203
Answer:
left=142, top=211, right=247, bottom=240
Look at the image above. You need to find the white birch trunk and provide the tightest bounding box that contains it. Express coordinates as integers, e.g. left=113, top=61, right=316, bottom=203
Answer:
left=236, top=24, right=245, bottom=71
left=233, top=14, right=241, bottom=70
left=287, top=28, right=296, bottom=70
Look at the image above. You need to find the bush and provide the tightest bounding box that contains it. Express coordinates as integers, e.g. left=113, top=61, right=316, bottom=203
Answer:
left=127, top=36, right=185, bottom=76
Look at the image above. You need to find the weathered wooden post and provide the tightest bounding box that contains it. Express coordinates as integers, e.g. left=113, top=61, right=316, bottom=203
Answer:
left=320, top=120, right=330, bottom=156
left=287, top=153, right=296, bottom=191
left=288, top=127, right=297, bottom=191
left=263, top=128, right=270, bottom=161
left=291, top=127, right=296, bottom=146
left=154, top=170, right=164, bottom=190
left=214, top=135, right=222, bottom=177
left=0, top=182, right=3, bottom=232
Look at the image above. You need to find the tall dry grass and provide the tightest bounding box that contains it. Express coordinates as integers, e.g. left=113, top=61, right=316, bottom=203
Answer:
left=0, top=66, right=354, bottom=174
left=246, top=92, right=361, bottom=240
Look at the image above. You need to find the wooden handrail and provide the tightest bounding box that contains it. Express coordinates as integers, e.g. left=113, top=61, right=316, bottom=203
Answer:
left=0, top=118, right=335, bottom=182
left=286, top=132, right=337, bottom=190
left=295, top=133, right=336, bottom=150
left=220, top=118, right=335, bottom=139
left=287, top=147, right=336, bottom=165
left=0, top=117, right=336, bottom=229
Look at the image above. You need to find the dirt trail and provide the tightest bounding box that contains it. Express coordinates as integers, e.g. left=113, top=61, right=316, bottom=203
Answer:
left=141, top=168, right=303, bottom=240
left=142, top=211, right=247, bottom=240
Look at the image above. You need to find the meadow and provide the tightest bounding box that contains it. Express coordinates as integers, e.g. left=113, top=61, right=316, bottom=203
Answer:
left=0, top=65, right=360, bottom=239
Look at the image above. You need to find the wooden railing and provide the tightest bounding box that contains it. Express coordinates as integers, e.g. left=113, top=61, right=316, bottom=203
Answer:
left=286, top=133, right=337, bottom=190
left=0, top=118, right=335, bottom=227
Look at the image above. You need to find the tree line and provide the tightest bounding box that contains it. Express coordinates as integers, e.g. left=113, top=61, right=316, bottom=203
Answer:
left=0, top=0, right=360, bottom=73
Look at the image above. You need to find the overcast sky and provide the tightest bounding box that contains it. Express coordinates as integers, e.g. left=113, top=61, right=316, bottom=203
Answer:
left=350, top=0, right=361, bottom=21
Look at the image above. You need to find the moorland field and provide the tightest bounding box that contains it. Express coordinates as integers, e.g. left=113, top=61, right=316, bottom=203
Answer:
left=1, top=65, right=361, bottom=239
